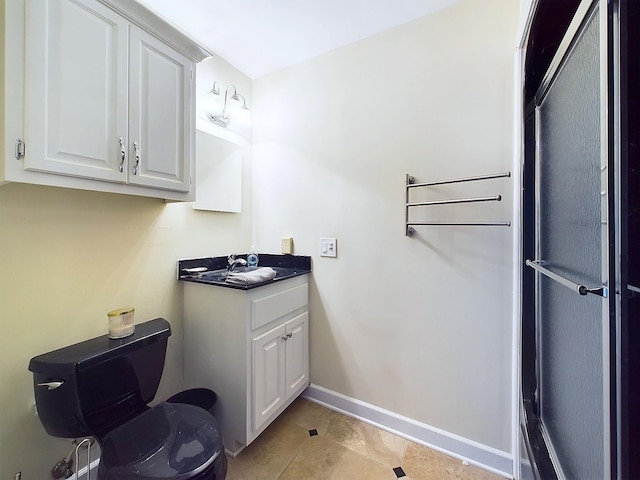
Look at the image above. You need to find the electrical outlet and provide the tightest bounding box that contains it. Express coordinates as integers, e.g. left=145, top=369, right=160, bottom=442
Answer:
left=281, top=237, right=293, bottom=254
left=320, top=238, right=337, bottom=257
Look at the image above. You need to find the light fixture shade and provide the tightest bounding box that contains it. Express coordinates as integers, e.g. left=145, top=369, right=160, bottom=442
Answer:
left=203, top=83, right=223, bottom=116
left=234, top=105, right=252, bottom=126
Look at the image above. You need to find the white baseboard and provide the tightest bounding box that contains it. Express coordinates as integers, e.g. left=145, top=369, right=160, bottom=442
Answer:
left=303, top=384, right=513, bottom=479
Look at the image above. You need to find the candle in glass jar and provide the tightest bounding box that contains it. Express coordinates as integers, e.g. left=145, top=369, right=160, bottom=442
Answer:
left=107, top=307, right=135, bottom=339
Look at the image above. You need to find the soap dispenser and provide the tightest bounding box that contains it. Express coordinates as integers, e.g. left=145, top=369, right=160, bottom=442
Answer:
left=247, top=248, right=259, bottom=268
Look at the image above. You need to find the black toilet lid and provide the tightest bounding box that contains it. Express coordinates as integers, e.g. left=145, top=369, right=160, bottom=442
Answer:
left=99, top=402, right=223, bottom=479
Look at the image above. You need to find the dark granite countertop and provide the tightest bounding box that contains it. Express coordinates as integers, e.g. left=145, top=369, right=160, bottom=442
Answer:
left=177, top=254, right=311, bottom=290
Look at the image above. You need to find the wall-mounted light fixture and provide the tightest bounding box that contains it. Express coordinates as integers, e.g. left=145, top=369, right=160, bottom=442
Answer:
left=206, top=81, right=251, bottom=128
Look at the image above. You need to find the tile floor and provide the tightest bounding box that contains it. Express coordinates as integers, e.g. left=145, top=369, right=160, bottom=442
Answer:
left=224, top=397, right=505, bottom=480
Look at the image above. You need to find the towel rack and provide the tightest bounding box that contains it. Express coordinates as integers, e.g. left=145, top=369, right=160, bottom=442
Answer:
left=405, top=172, right=511, bottom=236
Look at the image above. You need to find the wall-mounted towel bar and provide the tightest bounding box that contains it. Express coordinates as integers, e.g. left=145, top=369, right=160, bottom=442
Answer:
left=405, top=172, right=511, bottom=236
left=406, top=171, right=511, bottom=188
left=525, top=259, right=608, bottom=298
left=408, top=221, right=512, bottom=227
left=408, top=195, right=502, bottom=207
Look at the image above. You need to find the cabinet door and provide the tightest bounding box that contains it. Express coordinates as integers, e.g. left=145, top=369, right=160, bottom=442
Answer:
left=128, top=26, right=193, bottom=192
left=252, top=324, right=286, bottom=431
left=285, top=312, right=309, bottom=400
left=25, top=0, right=128, bottom=181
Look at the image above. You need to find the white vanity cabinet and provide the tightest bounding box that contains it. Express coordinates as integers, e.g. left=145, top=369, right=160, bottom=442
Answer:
left=1, top=0, right=209, bottom=200
left=252, top=311, right=309, bottom=432
left=183, top=275, right=310, bottom=455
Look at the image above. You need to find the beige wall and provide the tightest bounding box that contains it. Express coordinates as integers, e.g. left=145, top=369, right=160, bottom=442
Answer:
left=0, top=55, right=252, bottom=477
left=253, top=0, right=518, bottom=452
left=1, top=1, right=521, bottom=476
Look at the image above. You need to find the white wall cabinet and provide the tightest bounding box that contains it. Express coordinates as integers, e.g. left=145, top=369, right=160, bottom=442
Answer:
left=25, top=0, right=129, bottom=183
left=183, top=275, right=310, bottom=455
left=2, top=0, right=209, bottom=200
left=126, top=27, right=192, bottom=192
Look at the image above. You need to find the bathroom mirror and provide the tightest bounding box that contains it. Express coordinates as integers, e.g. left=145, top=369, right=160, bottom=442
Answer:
left=193, top=124, right=242, bottom=212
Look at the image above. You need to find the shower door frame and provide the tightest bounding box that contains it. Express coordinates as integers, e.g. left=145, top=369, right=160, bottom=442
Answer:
left=520, top=0, right=621, bottom=478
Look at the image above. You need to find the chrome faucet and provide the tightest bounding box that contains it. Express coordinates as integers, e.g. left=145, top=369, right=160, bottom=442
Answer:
left=227, top=254, right=248, bottom=271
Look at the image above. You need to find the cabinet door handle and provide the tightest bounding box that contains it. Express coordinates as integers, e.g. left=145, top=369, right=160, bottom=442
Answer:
left=132, top=142, right=141, bottom=175
left=15, top=139, right=25, bottom=160
left=281, top=335, right=288, bottom=341
left=118, top=137, right=126, bottom=173
left=287, top=332, right=293, bottom=339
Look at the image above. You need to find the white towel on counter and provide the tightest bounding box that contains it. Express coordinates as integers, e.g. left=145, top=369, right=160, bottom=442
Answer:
left=226, top=267, right=277, bottom=285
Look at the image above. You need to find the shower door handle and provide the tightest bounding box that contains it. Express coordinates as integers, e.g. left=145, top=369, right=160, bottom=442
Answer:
left=525, top=260, right=608, bottom=298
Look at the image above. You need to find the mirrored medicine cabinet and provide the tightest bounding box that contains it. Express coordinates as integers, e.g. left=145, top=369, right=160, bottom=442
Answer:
left=193, top=120, right=243, bottom=213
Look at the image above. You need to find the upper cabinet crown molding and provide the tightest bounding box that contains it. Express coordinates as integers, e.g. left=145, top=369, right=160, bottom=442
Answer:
left=98, top=0, right=213, bottom=62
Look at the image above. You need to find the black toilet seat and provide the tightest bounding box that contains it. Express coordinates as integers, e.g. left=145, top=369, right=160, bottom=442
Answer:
left=98, top=402, right=223, bottom=479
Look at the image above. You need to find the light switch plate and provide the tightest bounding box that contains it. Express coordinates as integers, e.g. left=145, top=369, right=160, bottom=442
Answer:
left=320, top=238, right=337, bottom=257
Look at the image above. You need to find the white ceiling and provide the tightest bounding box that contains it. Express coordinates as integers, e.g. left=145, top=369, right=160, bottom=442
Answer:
left=137, top=0, right=460, bottom=79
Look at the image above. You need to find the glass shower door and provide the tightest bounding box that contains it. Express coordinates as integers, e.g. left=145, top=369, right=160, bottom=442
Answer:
left=528, top=1, right=611, bottom=478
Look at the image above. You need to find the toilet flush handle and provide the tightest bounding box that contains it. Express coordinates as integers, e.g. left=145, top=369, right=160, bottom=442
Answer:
left=37, top=381, right=64, bottom=390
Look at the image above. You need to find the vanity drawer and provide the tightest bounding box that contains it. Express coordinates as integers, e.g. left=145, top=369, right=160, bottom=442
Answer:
left=251, top=283, right=308, bottom=330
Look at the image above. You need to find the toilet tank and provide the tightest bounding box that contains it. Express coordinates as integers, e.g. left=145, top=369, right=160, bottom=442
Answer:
left=28, top=318, right=171, bottom=440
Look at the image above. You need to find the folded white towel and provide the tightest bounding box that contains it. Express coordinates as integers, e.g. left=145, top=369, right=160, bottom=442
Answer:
left=226, top=267, right=277, bottom=285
